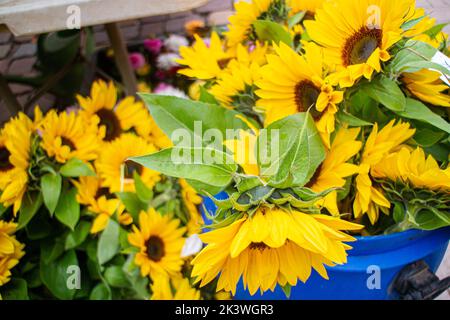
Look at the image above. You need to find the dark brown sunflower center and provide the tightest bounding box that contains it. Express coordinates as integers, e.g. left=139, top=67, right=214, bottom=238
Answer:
left=96, top=108, right=122, bottom=142
left=95, top=187, right=113, bottom=199
left=295, top=80, right=321, bottom=114
left=217, top=58, right=231, bottom=69
left=146, top=235, right=165, bottom=262
left=249, top=242, right=268, bottom=251
left=342, top=27, right=382, bottom=66
left=61, top=137, right=76, bottom=151
left=0, top=147, right=13, bottom=172
left=124, top=160, right=143, bottom=179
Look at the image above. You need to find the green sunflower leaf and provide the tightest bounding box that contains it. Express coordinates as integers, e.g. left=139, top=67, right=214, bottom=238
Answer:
left=388, top=40, right=450, bottom=77
left=336, top=110, right=373, bottom=127
left=257, top=113, right=325, bottom=188
left=97, top=220, right=120, bottom=265
left=89, top=283, right=112, bottom=300
left=115, top=192, right=147, bottom=221
left=65, top=220, right=91, bottom=250
left=18, top=192, right=43, bottom=230
left=138, top=94, right=249, bottom=149
left=359, top=76, right=406, bottom=112
left=130, top=147, right=238, bottom=194
left=104, top=266, right=130, bottom=288
left=133, top=172, right=153, bottom=203
left=396, top=98, right=450, bottom=134
left=60, top=158, right=95, bottom=177
left=41, top=172, right=62, bottom=215
left=40, top=250, right=79, bottom=300
left=55, top=187, right=80, bottom=230
left=199, top=86, right=219, bottom=105
left=253, top=20, right=293, bottom=47
left=0, top=278, right=29, bottom=300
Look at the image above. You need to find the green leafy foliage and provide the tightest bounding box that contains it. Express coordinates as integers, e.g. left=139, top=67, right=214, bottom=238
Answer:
left=257, top=113, right=325, bottom=188
left=396, top=98, right=450, bottom=134
left=139, top=94, right=249, bottom=148
left=55, top=187, right=80, bottom=230
left=60, top=158, right=95, bottom=177
left=359, top=76, right=406, bottom=112
left=97, top=220, right=120, bottom=265
left=253, top=20, right=293, bottom=46
left=65, top=221, right=91, bottom=250
left=41, top=173, right=62, bottom=215
left=130, top=147, right=238, bottom=194
left=40, top=250, right=79, bottom=300
left=18, top=193, right=43, bottom=230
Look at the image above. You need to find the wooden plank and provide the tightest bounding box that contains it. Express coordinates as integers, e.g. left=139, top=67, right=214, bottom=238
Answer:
left=0, top=0, right=208, bottom=36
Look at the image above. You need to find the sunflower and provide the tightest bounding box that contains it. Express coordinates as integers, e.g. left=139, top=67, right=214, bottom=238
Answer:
left=305, top=0, right=414, bottom=87
left=288, top=0, right=326, bottom=16
left=255, top=42, right=343, bottom=147
left=307, top=127, right=362, bottom=215
left=224, top=117, right=260, bottom=176
left=151, top=274, right=201, bottom=300
left=404, top=8, right=448, bottom=49
left=72, top=176, right=132, bottom=233
left=128, top=208, right=186, bottom=279
left=209, top=43, right=268, bottom=108
left=185, top=20, right=206, bottom=37
left=96, top=134, right=160, bottom=193
left=225, top=0, right=288, bottom=48
left=353, top=120, right=415, bottom=224
left=177, top=32, right=233, bottom=80
left=191, top=207, right=362, bottom=295
left=179, top=179, right=204, bottom=235
left=372, top=147, right=450, bottom=191
left=40, top=110, right=101, bottom=164
left=402, top=69, right=450, bottom=107
left=0, top=221, right=25, bottom=286
left=0, top=113, right=33, bottom=215
left=77, top=80, right=152, bottom=141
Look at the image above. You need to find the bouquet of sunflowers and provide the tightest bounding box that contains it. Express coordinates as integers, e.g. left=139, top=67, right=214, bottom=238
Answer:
left=130, top=0, right=450, bottom=297
left=0, top=79, right=229, bottom=300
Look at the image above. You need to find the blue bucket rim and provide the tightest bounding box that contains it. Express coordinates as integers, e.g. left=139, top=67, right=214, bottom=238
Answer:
left=353, top=228, right=423, bottom=242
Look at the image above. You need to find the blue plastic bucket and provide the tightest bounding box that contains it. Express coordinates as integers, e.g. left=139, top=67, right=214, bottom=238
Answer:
left=201, top=194, right=450, bottom=300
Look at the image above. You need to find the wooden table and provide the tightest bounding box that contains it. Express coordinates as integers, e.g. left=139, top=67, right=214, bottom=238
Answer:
left=0, top=0, right=209, bottom=115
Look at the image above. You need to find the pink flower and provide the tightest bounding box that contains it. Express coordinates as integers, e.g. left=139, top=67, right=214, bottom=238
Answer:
left=153, top=83, right=171, bottom=93
left=144, top=38, right=163, bottom=55
left=129, top=52, right=146, bottom=70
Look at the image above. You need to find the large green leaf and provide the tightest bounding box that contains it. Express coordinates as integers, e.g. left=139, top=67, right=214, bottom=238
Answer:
left=104, top=266, right=130, bottom=288
left=130, top=147, right=238, bottom=193
left=388, top=40, right=450, bottom=77
left=55, top=187, right=80, bottom=230
left=60, top=158, right=95, bottom=177
left=396, top=98, right=450, bottom=134
left=257, top=113, right=326, bottom=188
left=18, top=192, right=43, bottom=230
left=0, top=278, right=29, bottom=300
left=253, top=20, right=293, bottom=46
left=360, top=76, right=406, bottom=112
left=133, top=172, right=153, bottom=203
left=40, top=250, right=79, bottom=300
left=89, top=283, right=112, bottom=300
left=41, top=173, right=62, bottom=215
left=97, top=220, right=120, bottom=265
left=139, top=94, right=249, bottom=148
left=115, top=192, right=147, bottom=221
left=65, top=220, right=91, bottom=250
left=41, top=238, right=65, bottom=264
